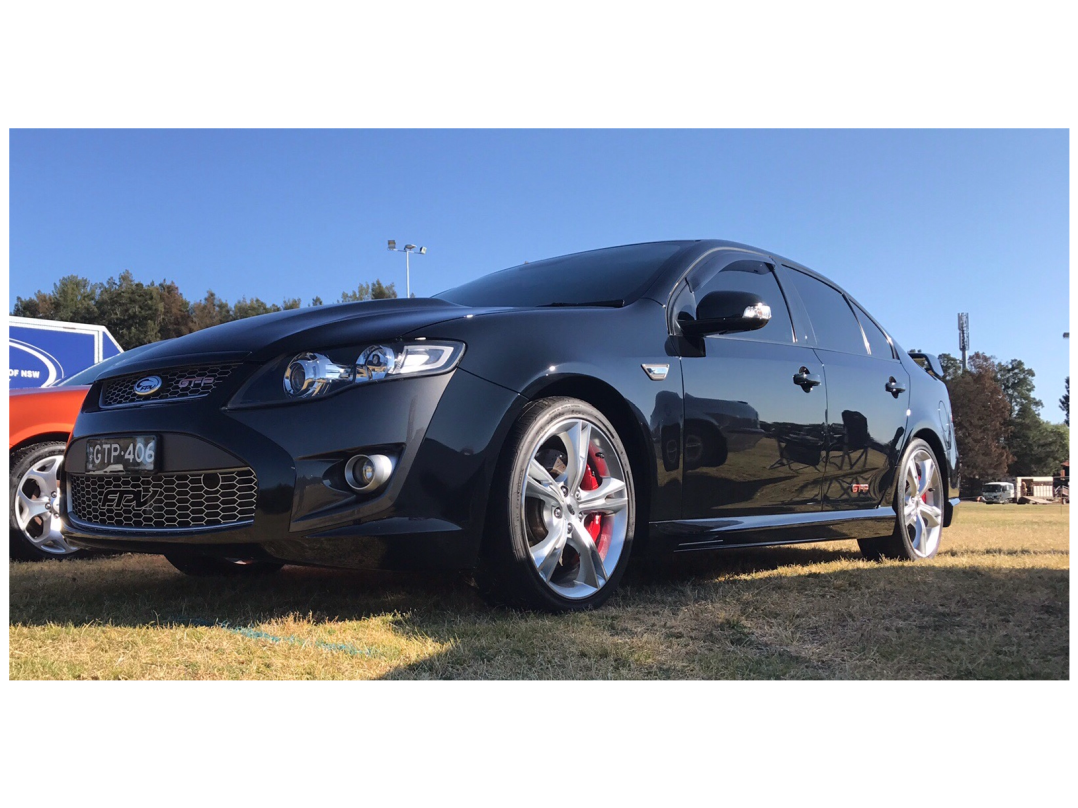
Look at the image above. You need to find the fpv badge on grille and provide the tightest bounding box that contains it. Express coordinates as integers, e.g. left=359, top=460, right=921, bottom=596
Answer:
left=102, top=489, right=160, bottom=509
left=133, top=376, right=163, bottom=396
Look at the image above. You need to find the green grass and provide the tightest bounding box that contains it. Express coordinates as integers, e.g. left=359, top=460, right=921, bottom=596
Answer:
left=9, top=502, right=1069, bottom=679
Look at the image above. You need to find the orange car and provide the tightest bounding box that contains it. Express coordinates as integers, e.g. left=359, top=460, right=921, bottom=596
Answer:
left=9, top=346, right=149, bottom=560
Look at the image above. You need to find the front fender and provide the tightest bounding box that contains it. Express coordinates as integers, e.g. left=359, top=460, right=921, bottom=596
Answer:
left=412, top=302, right=685, bottom=523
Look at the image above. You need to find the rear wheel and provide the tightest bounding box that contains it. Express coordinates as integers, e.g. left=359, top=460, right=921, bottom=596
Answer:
left=859, top=438, right=944, bottom=561
left=165, top=554, right=284, bottom=577
left=10, top=441, right=88, bottom=561
left=477, top=397, right=636, bottom=612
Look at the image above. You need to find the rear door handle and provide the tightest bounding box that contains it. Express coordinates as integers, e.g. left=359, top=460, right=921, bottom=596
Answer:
left=793, top=367, right=822, bottom=392
left=886, top=377, right=906, bottom=397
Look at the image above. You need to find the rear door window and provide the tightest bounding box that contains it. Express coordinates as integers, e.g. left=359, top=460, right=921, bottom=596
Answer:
left=852, top=303, right=896, bottom=360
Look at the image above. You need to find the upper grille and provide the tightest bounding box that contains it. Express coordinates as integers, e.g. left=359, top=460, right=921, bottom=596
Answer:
left=68, top=469, right=258, bottom=530
left=100, top=364, right=240, bottom=407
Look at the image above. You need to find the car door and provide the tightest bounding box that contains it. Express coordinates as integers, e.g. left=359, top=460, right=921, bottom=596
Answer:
left=778, top=266, right=911, bottom=511
left=677, top=251, right=827, bottom=520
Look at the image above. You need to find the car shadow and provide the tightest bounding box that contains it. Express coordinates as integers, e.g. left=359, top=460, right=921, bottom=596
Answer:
left=626, top=541, right=865, bottom=583
left=10, top=546, right=1069, bottom=679
left=8, top=543, right=862, bottom=629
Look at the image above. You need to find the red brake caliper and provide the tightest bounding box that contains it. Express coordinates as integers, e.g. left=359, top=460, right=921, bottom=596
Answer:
left=581, top=446, right=612, bottom=557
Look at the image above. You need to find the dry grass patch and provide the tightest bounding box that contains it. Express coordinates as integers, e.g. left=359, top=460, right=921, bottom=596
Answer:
left=9, top=502, right=1068, bottom=679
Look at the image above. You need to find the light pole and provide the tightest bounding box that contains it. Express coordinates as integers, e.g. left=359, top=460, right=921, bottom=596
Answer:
left=387, top=240, right=426, bottom=298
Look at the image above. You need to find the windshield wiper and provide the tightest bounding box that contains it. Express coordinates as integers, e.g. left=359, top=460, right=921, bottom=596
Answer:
left=539, top=299, right=625, bottom=308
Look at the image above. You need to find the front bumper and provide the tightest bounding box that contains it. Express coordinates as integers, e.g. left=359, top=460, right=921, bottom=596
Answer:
left=61, top=365, right=523, bottom=570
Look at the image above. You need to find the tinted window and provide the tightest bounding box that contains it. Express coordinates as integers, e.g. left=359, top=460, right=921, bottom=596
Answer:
left=786, top=269, right=866, bottom=354
left=435, top=242, right=686, bottom=307
left=853, top=303, right=895, bottom=360
left=691, top=259, right=794, bottom=344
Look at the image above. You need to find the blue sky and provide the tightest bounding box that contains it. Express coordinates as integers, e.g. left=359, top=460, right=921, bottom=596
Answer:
left=9, top=129, right=1070, bottom=420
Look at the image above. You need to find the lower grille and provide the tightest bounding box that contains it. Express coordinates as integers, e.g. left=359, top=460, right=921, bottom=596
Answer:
left=68, top=469, right=257, bottom=530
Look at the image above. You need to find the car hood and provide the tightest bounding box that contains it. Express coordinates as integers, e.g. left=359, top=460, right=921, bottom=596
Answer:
left=98, top=298, right=488, bottom=378
left=10, top=385, right=91, bottom=398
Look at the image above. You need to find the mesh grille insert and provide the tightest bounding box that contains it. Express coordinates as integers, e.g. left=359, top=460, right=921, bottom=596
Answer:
left=69, top=469, right=257, bottom=530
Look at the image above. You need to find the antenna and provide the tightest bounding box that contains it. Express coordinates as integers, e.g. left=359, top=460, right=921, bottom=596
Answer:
left=958, top=312, right=970, bottom=371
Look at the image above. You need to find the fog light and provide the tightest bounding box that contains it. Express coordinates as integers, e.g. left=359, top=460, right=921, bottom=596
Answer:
left=344, top=454, right=394, bottom=493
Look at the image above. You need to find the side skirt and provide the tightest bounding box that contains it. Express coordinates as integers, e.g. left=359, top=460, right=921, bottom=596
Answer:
left=649, top=507, right=896, bottom=553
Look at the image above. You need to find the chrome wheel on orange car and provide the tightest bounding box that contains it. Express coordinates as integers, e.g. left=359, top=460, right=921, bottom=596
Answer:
left=9, top=441, right=85, bottom=560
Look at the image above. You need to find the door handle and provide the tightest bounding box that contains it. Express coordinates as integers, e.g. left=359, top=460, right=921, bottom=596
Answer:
left=885, top=377, right=906, bottom=397
left=793, top=367, right=822, bottom=392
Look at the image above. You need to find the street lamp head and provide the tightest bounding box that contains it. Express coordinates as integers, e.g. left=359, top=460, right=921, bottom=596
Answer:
left=404, top=244, right=417, bottom=251
left=418, top=246, right=427, bottom=255
left=387, top=240, right=396, bottom=251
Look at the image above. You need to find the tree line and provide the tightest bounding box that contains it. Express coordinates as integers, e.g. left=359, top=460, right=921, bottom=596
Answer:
left=938, top=352, right=1068, bottom=494
left=11, top=271, right=398, bottom=349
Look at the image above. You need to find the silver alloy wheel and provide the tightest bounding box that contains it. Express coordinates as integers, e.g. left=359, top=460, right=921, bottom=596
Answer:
left=521, top=417, right=630, bottom=599
left=14, top=453, right=77, bottom=555
left=902, top=447, right=943, bottom=558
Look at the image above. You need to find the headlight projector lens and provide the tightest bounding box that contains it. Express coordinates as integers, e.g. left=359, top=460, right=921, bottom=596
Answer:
left=356, top=346, right=397, bottom=382
left=284, top=352, right=354, bottom=398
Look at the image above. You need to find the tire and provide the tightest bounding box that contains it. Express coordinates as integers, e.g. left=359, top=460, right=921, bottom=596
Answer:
left=476, top=397, right=637, bottom=612
left=10, top=440, right=89, bottom=561
left=164, top=554, right=285, bottom=577
left=859, top=438, right=945, bottom=561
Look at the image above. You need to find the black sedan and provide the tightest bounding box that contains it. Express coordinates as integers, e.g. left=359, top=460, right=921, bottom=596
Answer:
left=61, top=241, right=960, bottom=611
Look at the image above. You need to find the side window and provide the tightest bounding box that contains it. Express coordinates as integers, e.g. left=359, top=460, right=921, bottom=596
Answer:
left=785, top=269, right=867, bottom=354
left=690, top=259, right=795, bottom=344
left=853, top=303, right=895, bottom=360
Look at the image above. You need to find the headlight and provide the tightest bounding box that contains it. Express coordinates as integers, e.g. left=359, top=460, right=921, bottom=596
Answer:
left=229, top=340, right=465, bottom=408
left=284, top=353, right=355, bottom=398
left=358, top=342, right=461, bottom=382
left=356, top=345, right=397, bottom=382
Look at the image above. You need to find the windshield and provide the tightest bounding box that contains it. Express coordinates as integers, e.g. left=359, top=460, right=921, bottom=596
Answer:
left=983, top=484, right=1005, bottom=493
left=55, top=343, right=153, bottom=387
left=434, top=242, right=688, bottom=308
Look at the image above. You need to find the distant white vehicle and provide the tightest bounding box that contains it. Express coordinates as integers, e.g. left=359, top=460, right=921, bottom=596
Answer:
left=982, top=482, right=1015, bottom=504
left=1015, top=476, right=1056, bottom=501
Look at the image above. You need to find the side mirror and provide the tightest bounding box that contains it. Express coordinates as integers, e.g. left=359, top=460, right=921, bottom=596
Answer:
left=679, top=290, right=772, bottom=337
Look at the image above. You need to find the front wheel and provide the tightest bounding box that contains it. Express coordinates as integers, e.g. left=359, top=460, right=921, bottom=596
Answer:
left=476, top=397, right=636, bottom=612
left=859, top=438, right=944, bottom=561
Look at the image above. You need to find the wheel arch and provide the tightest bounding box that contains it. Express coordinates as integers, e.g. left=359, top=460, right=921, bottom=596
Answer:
left=523, top=374, right=655, bottom=532
left=910, top=427, right=948, bottom=494
left=909, top=427, right=954, bottom=525
left=10, top=432, right=70, bottom=457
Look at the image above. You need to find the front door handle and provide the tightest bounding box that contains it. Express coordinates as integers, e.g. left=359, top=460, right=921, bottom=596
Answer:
left=885, top=377, right=906, bottom=397
left=793, top=367, right=822, bottom=392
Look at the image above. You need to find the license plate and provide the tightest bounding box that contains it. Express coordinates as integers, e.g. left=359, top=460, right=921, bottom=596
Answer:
left=85, top=436, right=158, bottom=473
